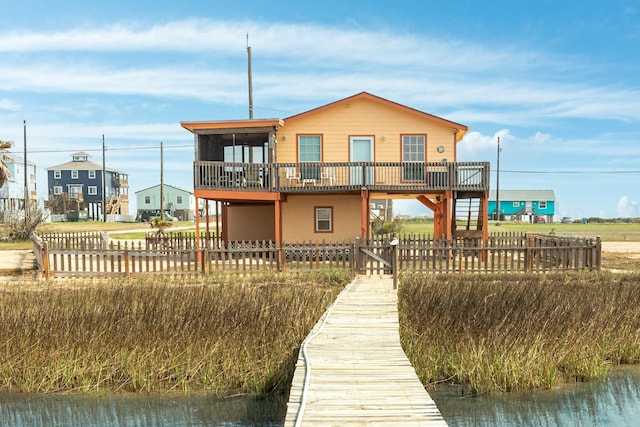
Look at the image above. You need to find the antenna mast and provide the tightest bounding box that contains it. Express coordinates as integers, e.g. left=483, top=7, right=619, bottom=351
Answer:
left=247, top=33, right=254, bottom=119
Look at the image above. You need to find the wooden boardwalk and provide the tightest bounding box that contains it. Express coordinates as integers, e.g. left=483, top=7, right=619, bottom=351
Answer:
left=285, top=276, right=447, bottom=426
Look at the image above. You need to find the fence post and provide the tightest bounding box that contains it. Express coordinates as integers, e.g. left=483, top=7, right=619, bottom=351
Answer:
left=43, top=241, right=51, bottom=279
left=124, top=248, right=130, bottom=277
left=390, top=236, right=399, bottom=290
left=203, top=249, right=210, bottom=276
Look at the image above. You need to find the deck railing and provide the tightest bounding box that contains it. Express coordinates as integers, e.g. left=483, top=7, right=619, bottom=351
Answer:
left=194, top=161, right=489, bottom=193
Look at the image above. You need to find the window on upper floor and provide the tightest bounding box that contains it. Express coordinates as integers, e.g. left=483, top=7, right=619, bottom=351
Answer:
left=539, top=201, right=547, bottom=209
left=88, top=186, right=97, bottom=195
left=53, top=186, right=62, bottom=195
left=402, top=135, right=425, bottom=181
left=513, top=201, right=520, bottom=207
left=71, top=170, right=79, bottom=179
left=177, top=195, right=183, bottom=204
left=88, top=170, right=96, bottom=179
left=298, top=135, right=322, bottom=180
left=144, top=196, right=151, bottom=204
left=315, top=207, right=333, bottom=233
left=54, top=170, right=61, bottom=179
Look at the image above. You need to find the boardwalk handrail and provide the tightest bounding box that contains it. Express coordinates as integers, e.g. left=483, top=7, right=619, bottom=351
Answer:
left=294, top=278, right=359, bottom=427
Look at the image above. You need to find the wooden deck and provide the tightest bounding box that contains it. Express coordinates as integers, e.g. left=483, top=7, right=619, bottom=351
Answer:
left=285, top=276, right=447, bottom=426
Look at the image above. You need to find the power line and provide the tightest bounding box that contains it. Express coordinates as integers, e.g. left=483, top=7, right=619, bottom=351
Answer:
left=496, top=169, right=640, bottom=174
left=7, top=144, right=192, bottom=155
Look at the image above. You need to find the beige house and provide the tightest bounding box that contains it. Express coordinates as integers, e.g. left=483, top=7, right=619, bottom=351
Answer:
left=182, top=92, right=489, bottom=244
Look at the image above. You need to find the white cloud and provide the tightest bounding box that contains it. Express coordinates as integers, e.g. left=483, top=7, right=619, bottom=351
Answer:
left=0, top=98, right=21, bottom=111
left=616, top=196, right=639, bottom=217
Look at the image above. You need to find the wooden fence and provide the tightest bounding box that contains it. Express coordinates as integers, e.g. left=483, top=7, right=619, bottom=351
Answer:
left=31, top=232, right=600, bottom=278
left=394, top=233, right=601, bottom=273
left=33, top=236, right=354, bottom=278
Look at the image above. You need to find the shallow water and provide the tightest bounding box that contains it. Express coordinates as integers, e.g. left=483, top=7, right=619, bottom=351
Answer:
left=429, top=367, right=640, bottom=426
left=0, top=392, right=285, bottom=426
left=2, top=368, right=640, bottom=426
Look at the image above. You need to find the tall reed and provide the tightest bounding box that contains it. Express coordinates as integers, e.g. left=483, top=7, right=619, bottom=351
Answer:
left=398, top=271, right=640, bottom=393
left=0, top=270, right=350, bottom=395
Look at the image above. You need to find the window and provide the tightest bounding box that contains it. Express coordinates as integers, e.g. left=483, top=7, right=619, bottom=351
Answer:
left=71, top=170, right=79, bottom=179
left=513, top=201, right=520, bottom=207
left=144, top=196, right=151, bottom=204
left=315, top=207, right=333, bottom=232
left=88, top=186, right=97, bottom=195
left=53, top=186, right=62, bottom=195
left=177, top=195, right=183, bottom=204
left=402, top=135, right=425, bottom=181
left=539, top=201, right=547, bottom=209
left=54, top=170, right=61, bottom=179
left=88, top=170, right=96, bottom=179
left=298, top=135, right=322, bottom=180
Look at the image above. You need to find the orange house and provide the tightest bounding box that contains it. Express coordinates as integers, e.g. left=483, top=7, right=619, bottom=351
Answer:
left=181, top=92, right=489, bottom=244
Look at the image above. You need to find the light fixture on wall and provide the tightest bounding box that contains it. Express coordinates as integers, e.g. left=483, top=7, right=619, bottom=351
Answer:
left=382, top=135, right=387, bottom=141
left=437, top=145, right=445, bottom=153
left=282, top=135, right=287, bottom=141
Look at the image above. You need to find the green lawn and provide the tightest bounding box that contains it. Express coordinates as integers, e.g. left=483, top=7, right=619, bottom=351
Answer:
left=400, top=220, right=640, bottom=242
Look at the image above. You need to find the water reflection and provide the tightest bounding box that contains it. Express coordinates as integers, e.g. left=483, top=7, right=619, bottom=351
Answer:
left=430, top=367, right=640, bottom=426
left=0, top=392, right=285, bottom=426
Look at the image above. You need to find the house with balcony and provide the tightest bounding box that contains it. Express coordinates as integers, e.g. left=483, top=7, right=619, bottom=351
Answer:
left=46, top=152, right=129, bottom=220
left=181, top=92, right=489, bottom=244
left=489, top=189, right=556, bottom=223
left=0, top=153, right=38, bottom=215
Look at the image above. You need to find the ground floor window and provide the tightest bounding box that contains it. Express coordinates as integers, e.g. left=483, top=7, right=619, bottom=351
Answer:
left=88, top=186, right=97, bottom=195
left=53, top=186, right=62, bottom=195
left=315, top=207, right=333, bottom=232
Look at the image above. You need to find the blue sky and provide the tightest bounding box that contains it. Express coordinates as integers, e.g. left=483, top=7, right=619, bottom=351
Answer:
left=1, top=0, right=639, bottom=218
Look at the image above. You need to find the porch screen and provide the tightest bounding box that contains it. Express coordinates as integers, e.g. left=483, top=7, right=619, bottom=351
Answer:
left=402, top=135, right=425, bottom=181
left=298, top=135, right=321, bottom=180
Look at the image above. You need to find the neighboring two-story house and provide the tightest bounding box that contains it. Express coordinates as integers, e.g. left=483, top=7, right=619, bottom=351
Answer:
left=181, top=92, right=490, bottom=243
left=0, top=153, right=38, bottom=215
left=46, top=152, right=129, bottom=220
left=135, top=184, right=195, bottom=221
left=488, top=189, right=556, bottom=223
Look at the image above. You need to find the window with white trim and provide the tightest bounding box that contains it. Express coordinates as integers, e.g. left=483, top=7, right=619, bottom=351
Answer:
left=71, top=170, right=79, bottom=179
left=315, top=207, right=333, bottom=232
left=513, top=201, right=520, bottom=207
left=88, top=186, right=97, bottom=195
left=144, top=196, right=151, bottom=204
left=402, top=135, right=425, bottom=181
left=53, top=186, right=63, bottom=195
left=298, top=135, right=322, bottom=180
left=54, top=170, right=61, bottom=179
left=88, top=170, right=96, bottom=179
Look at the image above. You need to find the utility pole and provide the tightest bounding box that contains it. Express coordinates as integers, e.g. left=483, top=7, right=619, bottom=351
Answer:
left=23, top=120, right=29, bottom=215
left=160, top=142, right=164, bottom=218
left=247, top=34, right=253, bottom=119
left=102, top=135, right=107, bottom=222
left=495, top=136, right=501, bottom=221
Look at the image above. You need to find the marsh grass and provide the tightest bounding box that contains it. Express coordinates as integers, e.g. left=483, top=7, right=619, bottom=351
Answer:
left=399, top=271, right=640, bottom=394
left=0, top=270, right=349, bottom=395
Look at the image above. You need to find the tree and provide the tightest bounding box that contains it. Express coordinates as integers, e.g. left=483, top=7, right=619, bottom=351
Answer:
left=0, top=140, right=12, bottom=188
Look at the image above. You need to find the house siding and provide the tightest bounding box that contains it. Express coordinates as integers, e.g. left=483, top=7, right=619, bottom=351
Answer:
left=276, top=97, right=456, bottom=163
left=281, top=195, right=362, bottom=242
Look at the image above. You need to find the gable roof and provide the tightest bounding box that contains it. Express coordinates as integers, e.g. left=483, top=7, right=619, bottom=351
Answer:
left=489, top=189, right=556, bottom=201
left=284, top=92, right=468, bottom=142
left=135, top=183, right=193, bottom=195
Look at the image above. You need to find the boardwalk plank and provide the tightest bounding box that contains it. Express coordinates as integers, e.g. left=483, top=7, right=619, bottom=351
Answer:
left=285, top=276, right=447, bottom=426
